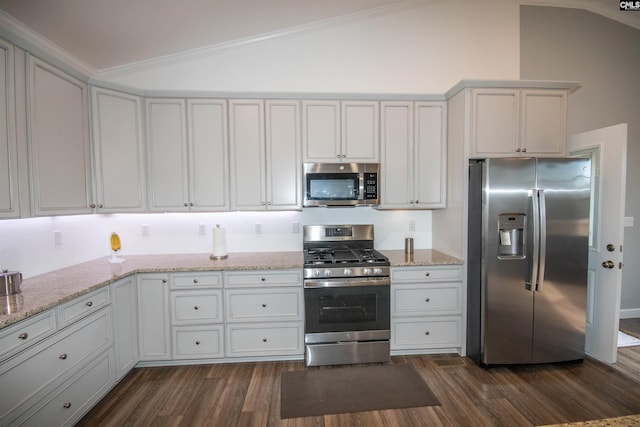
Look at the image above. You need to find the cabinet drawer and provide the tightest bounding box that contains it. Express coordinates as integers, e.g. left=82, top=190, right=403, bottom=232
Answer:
left=172, top=325, right=224, bottom=359
left=226, top=322, right=303, bottom=357
left=58, top=287, right=110, bottom=327
left=0, top=308, right=112, bottom=423
left=391, top=266, right=461, bottom=283
left=16, top=350, right=115, bottom=427
left=224, top=270, right=302, bottom=287
left=0, top=310, right=57, bottom=362
left=171, top=290, right=223, bottom=324
left=392, top=284, right=461, bottom=316
left=171, top=272, right=222, bottom=289
left=225, top=288, right=303, bottom=322
left=391, top=318, right=460, bottom=350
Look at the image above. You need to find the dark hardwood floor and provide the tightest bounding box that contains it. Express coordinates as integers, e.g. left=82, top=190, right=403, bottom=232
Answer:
left=77, top=322, right=640, bottom=427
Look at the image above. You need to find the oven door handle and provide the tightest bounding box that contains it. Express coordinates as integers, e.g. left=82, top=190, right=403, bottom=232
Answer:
left=304, top=277, right=390, bottom=288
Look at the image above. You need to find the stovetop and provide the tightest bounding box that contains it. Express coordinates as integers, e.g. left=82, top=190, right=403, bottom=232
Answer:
left=304, top=247, right=389, bottom=266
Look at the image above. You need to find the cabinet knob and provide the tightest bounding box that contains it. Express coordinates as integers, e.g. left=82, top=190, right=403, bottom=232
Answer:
left=63, top=402, right=72, bottom=409
left=267, top=202, right=272, bottom=206
left=409, top=200, right=414, bottom=204
left=261, top=201, right=266, bottom=206
left=425, top=298, right=430, bottom=302
left=193, top=279, right=198, bottom=284
left=59, top=353, right=68, bottom=360
left=522, top=148, right=527, bottom=152
left=262, top=303, right=267, bottom=308
left=262, top=338, right=268, bottom=342
left=190, top=202, right=194, bottom=206
left=18, top=333, right=28, bottom=340
left=184, top=203, right=189, bottom=207
left=90, top=203, right=96, bottom=208
left=195, top=340, right=201, bottom=345
left=515, top=148, right=521, bottom=152
left=261, top=277, right=266, bottom=282
left=194, top=306, right=199, bottom=310
left=86, top=301, right=93, bottom=307
left=415, top=200, right=419, bottom=204
left=425, top=331, right=430, bottom=336
left=98, top=204, right=104, bottom=208
left=162, top=279, right=168, bottom=283
left=425, top=272, right=430, bottom=277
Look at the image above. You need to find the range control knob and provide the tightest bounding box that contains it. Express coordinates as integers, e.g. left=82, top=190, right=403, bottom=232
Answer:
left=313, top=269, right=320, bottom=277
left=324, top=269, right=332, bottom=277
left=373, top=268, right=383, bottom=275
left=363, top=268, right=372, bottom=276
left=343, top=268, right=352, bottom=276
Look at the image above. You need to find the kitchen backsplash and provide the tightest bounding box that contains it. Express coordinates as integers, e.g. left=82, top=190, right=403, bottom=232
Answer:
left=0, top=209, right=432, bottom=279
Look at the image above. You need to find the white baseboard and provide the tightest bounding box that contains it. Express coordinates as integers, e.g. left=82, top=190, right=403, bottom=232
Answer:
left=620, top=308, right=640, bottom=319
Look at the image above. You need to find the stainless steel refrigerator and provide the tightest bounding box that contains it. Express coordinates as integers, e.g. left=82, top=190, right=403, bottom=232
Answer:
left=467, top=157, right=591, bottom=366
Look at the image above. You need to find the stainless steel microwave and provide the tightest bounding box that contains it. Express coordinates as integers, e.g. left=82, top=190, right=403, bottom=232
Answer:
left=303, top=163, right=380, bottom=207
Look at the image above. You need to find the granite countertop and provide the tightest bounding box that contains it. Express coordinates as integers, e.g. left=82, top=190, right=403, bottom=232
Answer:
left=1, top=249, right=463, bottom=330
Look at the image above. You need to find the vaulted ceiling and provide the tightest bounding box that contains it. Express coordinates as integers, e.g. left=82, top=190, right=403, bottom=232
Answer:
left=0, top=0, right=638, bottom=73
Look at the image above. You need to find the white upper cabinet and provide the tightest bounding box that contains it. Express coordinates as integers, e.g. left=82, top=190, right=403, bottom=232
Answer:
left=229, top=99, right=301, bottom=210
left=0, top=39, right=19, bottom=218
left=91, top=87, right=146, bottom=212
left=146, top=98, right=229, bottom=211
left=470, top=88, right=568, bottom=158
left=302, top=100, right=379, bottom=162
left=380, top=101, right=446, bottom=209
left=28, top=57, right=92, bottom=216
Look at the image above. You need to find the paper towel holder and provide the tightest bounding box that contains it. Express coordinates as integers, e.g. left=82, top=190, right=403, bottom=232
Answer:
left=210, top=224, right=229, bottom=260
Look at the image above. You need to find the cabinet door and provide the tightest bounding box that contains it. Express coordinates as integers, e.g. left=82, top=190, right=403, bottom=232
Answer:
left=302, top=100, right=340, bottom=162
left=188, top=99, right=229, bottom=210
left=28, top=57, right=92, bottom=215
left=414, top=102, right=446, bottom=208
left=520, top=90, right=567, bottom=156
left=229, top=99, right=266, bottom=210
left=380, top=102, right=413, bottom=208
left=266, top=100, right=301, bottom=210
left=342, top=101, right=379, bottom=162
left=146, top=99, right=189, bottom=211
left=137, top=274, right=170, bottom=361
left=470, top=89, right=519, bottom=157
left=0, top=39, right=19, bottom=218
left=91, top=87, right=146, bottom=212
left=112, top=277, right=138, bottom=379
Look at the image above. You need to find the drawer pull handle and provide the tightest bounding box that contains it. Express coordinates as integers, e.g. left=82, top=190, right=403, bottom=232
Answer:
left=59, top=353, right=68, bottom=360
left=261, top=277, right=266, bottom=282
left=86, top=301, right=93, bottom=307
left=18, top=333, right=28, bottom=340
left=195, top=340, right=201, bottom=345
left=262, top=338, right=268, bottom=342
left=194, top=306, right=199, bottom=310
left=425, top=331, right=430, bottom=336
left=425, top=298, right=430, bottom=302
left=425, top=272, right=430, bottom=277
left=63, top=402, right=72, bottom=409
left=262, top=303, right=267, bottom=308
left=193, top=279, right=198, bottom=283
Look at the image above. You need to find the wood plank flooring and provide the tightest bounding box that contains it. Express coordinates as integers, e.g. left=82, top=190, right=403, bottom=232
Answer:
left=78, top=323, right=640, bottom=427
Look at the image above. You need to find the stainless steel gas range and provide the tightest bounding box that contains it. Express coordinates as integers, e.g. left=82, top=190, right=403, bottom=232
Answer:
left=302, top=224, right=390, bottom=366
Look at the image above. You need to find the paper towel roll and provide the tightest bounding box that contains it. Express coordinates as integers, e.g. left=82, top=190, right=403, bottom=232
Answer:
left=212, top=225, right=228, bottom=259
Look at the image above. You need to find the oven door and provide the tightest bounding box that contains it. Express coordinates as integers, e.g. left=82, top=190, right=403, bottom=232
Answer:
left=304, top=281, right=390, bottom=336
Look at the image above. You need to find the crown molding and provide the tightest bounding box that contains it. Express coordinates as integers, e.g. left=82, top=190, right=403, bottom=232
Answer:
left=520, top=0, right=640, bottom=31
left=0, top=9, right=96, bottom=81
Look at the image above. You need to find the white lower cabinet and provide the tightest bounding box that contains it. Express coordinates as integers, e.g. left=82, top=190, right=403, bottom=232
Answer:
left=137, top=274, right=171, bottom=361
left=391, top=266, right=463, bottom=354
left=170, top=272, right=224, bottom=360
left=224, top=269, right=303, bottom=359
left=0, top=306, right=113, bottom=426
left=112, top=277, right=138, bottom=380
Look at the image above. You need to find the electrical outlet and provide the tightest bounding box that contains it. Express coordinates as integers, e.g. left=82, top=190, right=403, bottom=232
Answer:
left=198, top=223, right=206, bottom=236
left=255, top=223, right=262, bottom=234
left=624, top=217, right=634, bottom=227
left=292, top=222, right=300, bottom=233
left=141, top=224, right=150, bottom=237
left=53, top=230, right=62, bottom=246
left=409, top=220, right=416, bottom=232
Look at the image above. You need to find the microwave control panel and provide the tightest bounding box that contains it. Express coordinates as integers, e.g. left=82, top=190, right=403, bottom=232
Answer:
left=364, top=173, right=378, bottom=199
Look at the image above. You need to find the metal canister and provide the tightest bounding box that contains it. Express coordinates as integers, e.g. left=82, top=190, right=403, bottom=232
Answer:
left=0, top=270, right=22, bottom=296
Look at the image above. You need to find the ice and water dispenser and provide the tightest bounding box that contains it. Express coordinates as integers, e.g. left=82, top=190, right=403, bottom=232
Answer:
left=498, top=214, right=525, bottom=258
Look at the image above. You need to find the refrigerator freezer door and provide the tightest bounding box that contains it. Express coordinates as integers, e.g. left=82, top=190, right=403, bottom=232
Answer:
left=482, top=158, right=536, bottom=365
left=532, top=158, right=590, bottom=363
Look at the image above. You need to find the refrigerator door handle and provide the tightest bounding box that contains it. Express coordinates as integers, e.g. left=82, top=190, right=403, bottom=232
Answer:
left=528, top=189, right=540, bottom=291
left=536, top=189, right=547, bottom=291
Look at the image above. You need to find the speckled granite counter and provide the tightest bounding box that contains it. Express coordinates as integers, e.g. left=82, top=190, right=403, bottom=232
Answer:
left=0, top=252, right=304, bottom=329
left=381, top=249, right=463, bottom=267
left=0, top=249, right=463, bottom=330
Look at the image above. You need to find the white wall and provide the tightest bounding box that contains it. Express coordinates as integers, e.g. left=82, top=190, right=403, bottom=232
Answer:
left=1, top=209, right=431, bottom=279
left=103, top=2, right=520, bottom=94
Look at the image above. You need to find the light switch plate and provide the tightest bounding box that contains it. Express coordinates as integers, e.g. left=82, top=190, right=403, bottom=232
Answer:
left=624, top=217, right=634, bottom=227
